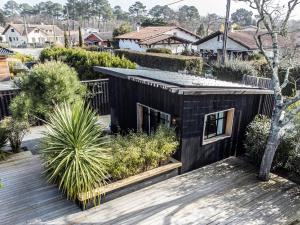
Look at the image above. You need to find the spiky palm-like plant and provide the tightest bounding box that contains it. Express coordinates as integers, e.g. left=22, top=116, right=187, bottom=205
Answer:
left=41, top=102, right=110, bottom=207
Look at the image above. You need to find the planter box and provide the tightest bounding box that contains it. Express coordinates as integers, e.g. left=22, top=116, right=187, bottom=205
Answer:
left=77, top=158, right=182, bottom=210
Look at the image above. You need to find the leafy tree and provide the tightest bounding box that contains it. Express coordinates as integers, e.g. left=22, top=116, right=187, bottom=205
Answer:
left=19, top=3, right=34, bottom=17
left=177, top=5, right=200, bottom=31
left=231, top=8, right=253, bottom=27
left=240, top=0, right=300, bottom=181
left=113, top=5, right=130, bottom=21
left=113, top=23, right=132, bottom=37
left=91, top=0, right=113, bottom=28
left=10, top=61, right=86, bottom=122
left=141, top=18, right=167, bottom=27
left=149, top=5, right=174, bottom=21
left=4, top=0, right=19, bottom=17
left=129, top=1, right=147, bottom=22
left=197, top=23, right=205, bottom=37
left=204, top=13, right=224, bottom=35
left=64, top=29, right=69, bottom=48
left=0, top=10, right=6, bottom=26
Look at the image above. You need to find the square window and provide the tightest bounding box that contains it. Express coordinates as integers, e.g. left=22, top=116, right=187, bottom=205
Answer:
left=203, top=109, right=234, bottom=145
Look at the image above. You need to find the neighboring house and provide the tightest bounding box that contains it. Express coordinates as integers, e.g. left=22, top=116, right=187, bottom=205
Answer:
left=84, top=32, right=113, bottom=47
left=114, top=26, right=200, bottom=53
left=0, top=26, right=6, bottom=43
left=0, top=47, right=13, bottom=81
left=194, top=30, right=293, bottom=59
left=2, top=24, right=64, bottom=47
left=95, top=67, right=273, bottom=172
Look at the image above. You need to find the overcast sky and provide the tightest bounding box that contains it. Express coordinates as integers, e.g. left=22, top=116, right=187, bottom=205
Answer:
left=1, top=0, right=300, bottom=19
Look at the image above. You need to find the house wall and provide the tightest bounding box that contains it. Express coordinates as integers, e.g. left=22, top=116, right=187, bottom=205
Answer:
left=108, top=76, right=269, bottom=173
left=119, top=40, right=145, bottom=51
left=4, top=27, right=27, bottom=47
left=27, top=29, right=47, bottom=44
left=165, top=28, right=199, bottom=43
left=196, top=35, right=249, bottom=53
left=180, top=94, right=263, bottom=172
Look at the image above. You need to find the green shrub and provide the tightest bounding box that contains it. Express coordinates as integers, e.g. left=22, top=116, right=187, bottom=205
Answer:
left=1, top=117, right=29, bottom=153
left=41, top=102, right=110, bottom=207
left=244, top=115, right=298, bottom=171
left=10, top=61, right=86, bottom=122
left=40, top=47, right=136, bottom=80
left=0, top=124, right=9, bottom=161
left=213, top=59, right=258, bottom=82
left=108, top=126, right=178, bottom=180
left=146, top=48, right=172, bottom=54
left=115, top=49, right=203, bottom=75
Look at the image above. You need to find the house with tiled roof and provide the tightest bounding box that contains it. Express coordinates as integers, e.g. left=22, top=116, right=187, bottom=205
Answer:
left=84, top=31, right=113, bottom=46
left=194, top=30, right=293, bottom=59
left=2, top=24, right=64, bottom=47
left=114, top=26, right=200, bottom=53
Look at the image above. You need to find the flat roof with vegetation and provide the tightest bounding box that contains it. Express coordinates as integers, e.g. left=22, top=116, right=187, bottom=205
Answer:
left=94, top=67, right=274, bottom=95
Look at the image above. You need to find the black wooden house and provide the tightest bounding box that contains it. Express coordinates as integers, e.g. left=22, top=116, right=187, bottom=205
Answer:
left=95, top=67, right=273, bottom=172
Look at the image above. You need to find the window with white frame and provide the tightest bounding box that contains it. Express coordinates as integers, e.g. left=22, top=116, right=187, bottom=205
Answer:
left=137, top=103, right=171, bottom=134
left=203, top=108, right=235, bottom=144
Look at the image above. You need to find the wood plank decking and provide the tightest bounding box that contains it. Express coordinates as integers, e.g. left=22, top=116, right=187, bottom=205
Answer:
left=0, top=151, right=80, bottom=225
left=48, top=157, right=300, bottom=225
left=1, top=153, right=300, bottom=225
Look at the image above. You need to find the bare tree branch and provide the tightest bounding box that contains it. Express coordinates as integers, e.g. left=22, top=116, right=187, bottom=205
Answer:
left=280, top=0, right=300, bottom=34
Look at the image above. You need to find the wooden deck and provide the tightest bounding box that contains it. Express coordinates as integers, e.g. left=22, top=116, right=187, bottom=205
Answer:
left=48, top=157, right=300, bottom=225
left=0, top=151, right=80, bottom=225
left=1, top=153, right=300, bottom=225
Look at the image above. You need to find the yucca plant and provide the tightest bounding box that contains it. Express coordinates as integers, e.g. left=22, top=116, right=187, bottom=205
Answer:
left=41, top=102, right=110, bottom=207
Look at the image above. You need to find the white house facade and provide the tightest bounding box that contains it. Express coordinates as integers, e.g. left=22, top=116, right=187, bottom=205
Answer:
left=2, top=24, right=64, bottom=47
left=115, top=26, right=200, bottom=54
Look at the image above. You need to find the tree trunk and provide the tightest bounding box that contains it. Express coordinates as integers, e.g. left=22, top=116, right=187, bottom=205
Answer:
left=258, top=118, right=281, bottom=180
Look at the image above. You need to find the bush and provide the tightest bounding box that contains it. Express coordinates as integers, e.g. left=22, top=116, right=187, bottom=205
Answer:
left=41, top=102, right=110, bottom=207
left=108, top=126, right=178, bottom=180
left=115, top=49, right=203, bottom=75
left=10, top=61, right=86, bottom=122
left=1, top=117, right=29, bottom=153
left=213, top=59, right=258, bottom=82
left=146, top=48, right=172, bottom=54
left=11, top=52, right=35, bottom=63
left=40, top=47, right=136, bottom=80
left=244, top=115, right=299, bottom=171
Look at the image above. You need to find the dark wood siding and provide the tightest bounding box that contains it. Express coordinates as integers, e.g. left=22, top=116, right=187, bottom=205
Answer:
left=180, top=94, right=261, bottom=172
left=108, top=76, right=273, bottom=173
left=109, top=76, right=182, bottom=132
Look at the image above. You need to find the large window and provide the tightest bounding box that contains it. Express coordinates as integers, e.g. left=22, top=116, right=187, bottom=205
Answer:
left=203, top=108, right=234, bottom=145
left=137, top=103, right=171, bottom=134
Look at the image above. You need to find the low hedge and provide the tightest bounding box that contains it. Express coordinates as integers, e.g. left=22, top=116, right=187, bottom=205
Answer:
left=245, top=115, right=299, bottom=174
left=40, top=47, right=136, bottom=80
left=115, top=49, right=203, bottom=75
left=146, top=48, right=172, bottom=54
left=212, top=59, right=258, bottom=82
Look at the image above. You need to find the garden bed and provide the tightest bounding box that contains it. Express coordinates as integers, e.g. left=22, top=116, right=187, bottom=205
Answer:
left=77, top=158, right=182, bottom=210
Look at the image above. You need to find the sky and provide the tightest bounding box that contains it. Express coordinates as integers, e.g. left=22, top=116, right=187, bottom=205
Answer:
left=1, top=0, right=300, bottom=19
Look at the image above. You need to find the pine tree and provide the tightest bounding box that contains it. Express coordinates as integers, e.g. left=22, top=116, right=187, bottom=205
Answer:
left=78, top=26, right=83, bottom=47
left=64, top=30, right=69, bottom=48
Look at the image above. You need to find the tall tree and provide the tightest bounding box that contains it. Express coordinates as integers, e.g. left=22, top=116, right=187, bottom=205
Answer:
left=78, top=26, right=83, bottom=47
left=0, top=9, right=6, bottom=26
left=113, top=5, right=130, bottom=21
left=129, top=1, right=147, bottom=22
left=231, top=8, right=253, bottom=26
left=4, top=0, right=19, bottom=17
left=19, top=3, right=34, bottom=17
left=149, top=5, right=175, bottom=21
left=197, top=23, right=206, bottom=37
left=177, top=5, right=200, bottom=31
left=204, top=13, right=224, bottom=35
left=240, top=0, right=300, bottom=181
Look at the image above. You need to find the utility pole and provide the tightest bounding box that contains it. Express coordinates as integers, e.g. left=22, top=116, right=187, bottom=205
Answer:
left=222, top=0, right=231, bottom=64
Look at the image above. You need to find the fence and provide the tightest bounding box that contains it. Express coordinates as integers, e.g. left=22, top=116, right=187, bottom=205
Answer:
left=0, top=79, right=110, bottom=121
left=242, top=75, right=273, bottom=89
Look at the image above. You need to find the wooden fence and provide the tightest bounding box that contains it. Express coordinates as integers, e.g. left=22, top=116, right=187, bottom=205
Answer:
left=242, top=75, right=273, bottom=89
left=0, top=79, right=110, bottom=120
